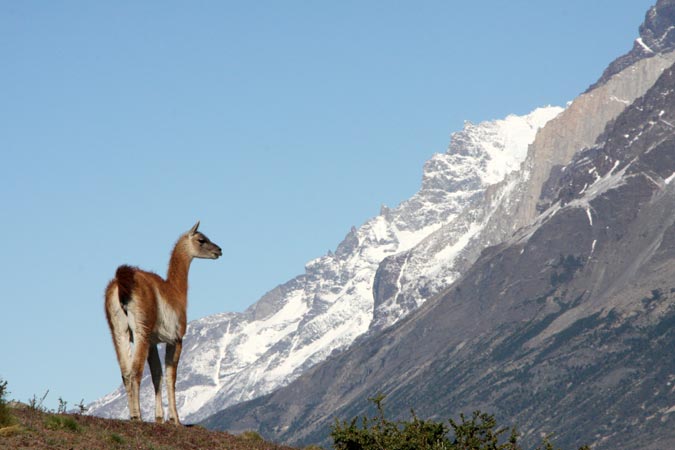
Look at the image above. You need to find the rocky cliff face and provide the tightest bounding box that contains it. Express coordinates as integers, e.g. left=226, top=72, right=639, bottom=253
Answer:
left=370, top=109, right=563, bottom=330
left=371, top=47, right=675, bottom=333
left=88, top=102, right=560, bottom=423
left=203, top=55, right=675, bottom=450
left=369, top=0, right=675, bottom=331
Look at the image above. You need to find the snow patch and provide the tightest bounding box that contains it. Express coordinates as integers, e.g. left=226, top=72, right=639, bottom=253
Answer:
left=584, top=206, right=594, bottom=227
left=476, top=107, right=563, bottom=185
left=394, top=223, right=443, bottom=253
left=395, top=253, right=411, bottom=297
left=433, top=222, right=483, bottom=266
left=636, top=37, right=654, bottom=54
left=610, top=95, right=631, bottom=105
left=657, top=26, right=675, bottom=44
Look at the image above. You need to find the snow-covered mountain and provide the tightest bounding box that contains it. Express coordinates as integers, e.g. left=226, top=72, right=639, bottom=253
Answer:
left=88, top=106, right=562, bottom=422
left=202, top=4, right=675, bottom=449
left=372, top=45, right=675, bottom=332
left=208, top=58, right=675, bottom=450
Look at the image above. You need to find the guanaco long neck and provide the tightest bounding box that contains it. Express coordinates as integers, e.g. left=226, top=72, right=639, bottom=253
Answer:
left=166, top=237, right=193, bottom=301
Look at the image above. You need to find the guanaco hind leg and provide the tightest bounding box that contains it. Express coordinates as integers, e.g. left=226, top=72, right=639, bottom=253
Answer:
left=105, top=285, right=136, bottom=418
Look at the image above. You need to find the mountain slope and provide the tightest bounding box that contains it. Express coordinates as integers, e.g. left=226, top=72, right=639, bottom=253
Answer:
left=203, top=56, right=675, bottom=450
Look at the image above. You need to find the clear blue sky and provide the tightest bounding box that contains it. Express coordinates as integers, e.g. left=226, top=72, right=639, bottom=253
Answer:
left=0, top=1, right=655, bottom=410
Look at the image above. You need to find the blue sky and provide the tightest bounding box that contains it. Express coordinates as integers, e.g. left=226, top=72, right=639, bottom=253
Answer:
left=1, top=1, right=654, bottom=411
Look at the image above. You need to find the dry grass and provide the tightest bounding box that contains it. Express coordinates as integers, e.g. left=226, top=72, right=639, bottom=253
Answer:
left=0, top=405, right=300, bottom=450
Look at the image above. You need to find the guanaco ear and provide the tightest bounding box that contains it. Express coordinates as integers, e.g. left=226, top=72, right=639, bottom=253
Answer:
left=189, top=221, right=200, bottom=235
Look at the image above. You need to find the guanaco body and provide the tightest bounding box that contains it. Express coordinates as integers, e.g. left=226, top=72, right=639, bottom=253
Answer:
left=104, top=221, right=221, bottom=424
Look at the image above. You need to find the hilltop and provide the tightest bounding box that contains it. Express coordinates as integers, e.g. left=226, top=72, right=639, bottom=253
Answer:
left=0, top=404, right=296, bottom=450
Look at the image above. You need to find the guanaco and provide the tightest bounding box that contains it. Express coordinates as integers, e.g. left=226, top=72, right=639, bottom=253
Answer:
left=104, top=221, right=222, bottom=424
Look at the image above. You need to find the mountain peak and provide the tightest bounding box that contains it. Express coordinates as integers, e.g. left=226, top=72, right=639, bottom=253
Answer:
left=589, top=0, right=675, bottom=91
left=641, top=0, right=675, bottom=50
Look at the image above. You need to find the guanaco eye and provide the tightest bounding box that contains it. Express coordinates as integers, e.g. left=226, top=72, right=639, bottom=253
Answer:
left=198, top=238, right=206, bottom=244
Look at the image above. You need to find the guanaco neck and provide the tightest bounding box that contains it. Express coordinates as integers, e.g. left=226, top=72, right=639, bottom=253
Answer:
left=166, top=236, right=193, bottom=302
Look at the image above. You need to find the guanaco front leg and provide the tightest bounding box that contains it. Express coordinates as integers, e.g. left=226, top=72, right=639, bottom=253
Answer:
left=147, top=344, right=165, bottom=423
left=165, top=340, right=183, bottom=425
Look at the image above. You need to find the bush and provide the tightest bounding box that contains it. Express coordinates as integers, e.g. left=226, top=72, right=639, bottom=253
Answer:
left=449, top=410, right=518, bottom=449
left=0, top=378, right=14, bottom=428
left=331, top=394, right=588, bottom=450
left=44, top=414, right=81, bottom=433
left=331, top=394, right=448, bottom=450
left=109, top=432, right=126, bottom=445
left=240, top=430, right=264, bottom=442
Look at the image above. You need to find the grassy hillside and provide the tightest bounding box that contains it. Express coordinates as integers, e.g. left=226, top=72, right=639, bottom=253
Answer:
left=0, top=404, right=298, bottom=450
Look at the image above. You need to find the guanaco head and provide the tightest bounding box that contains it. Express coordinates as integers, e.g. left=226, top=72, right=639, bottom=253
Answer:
left=186, top=221, right=222, bottom=259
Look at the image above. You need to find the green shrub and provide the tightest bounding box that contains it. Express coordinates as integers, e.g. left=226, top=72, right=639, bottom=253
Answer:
left=0, top=378, right=15, bottom=428
left=449, top=410, right=518, bottom=449
left=331, top=394, right=588, bottom=450
left=44, top=414, right=81, bottom=433
left=331, top=394, right=448, bottom=450
left=109, top=432, right=126, bottom=445
left=240, top=430, right=264, bottom=442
